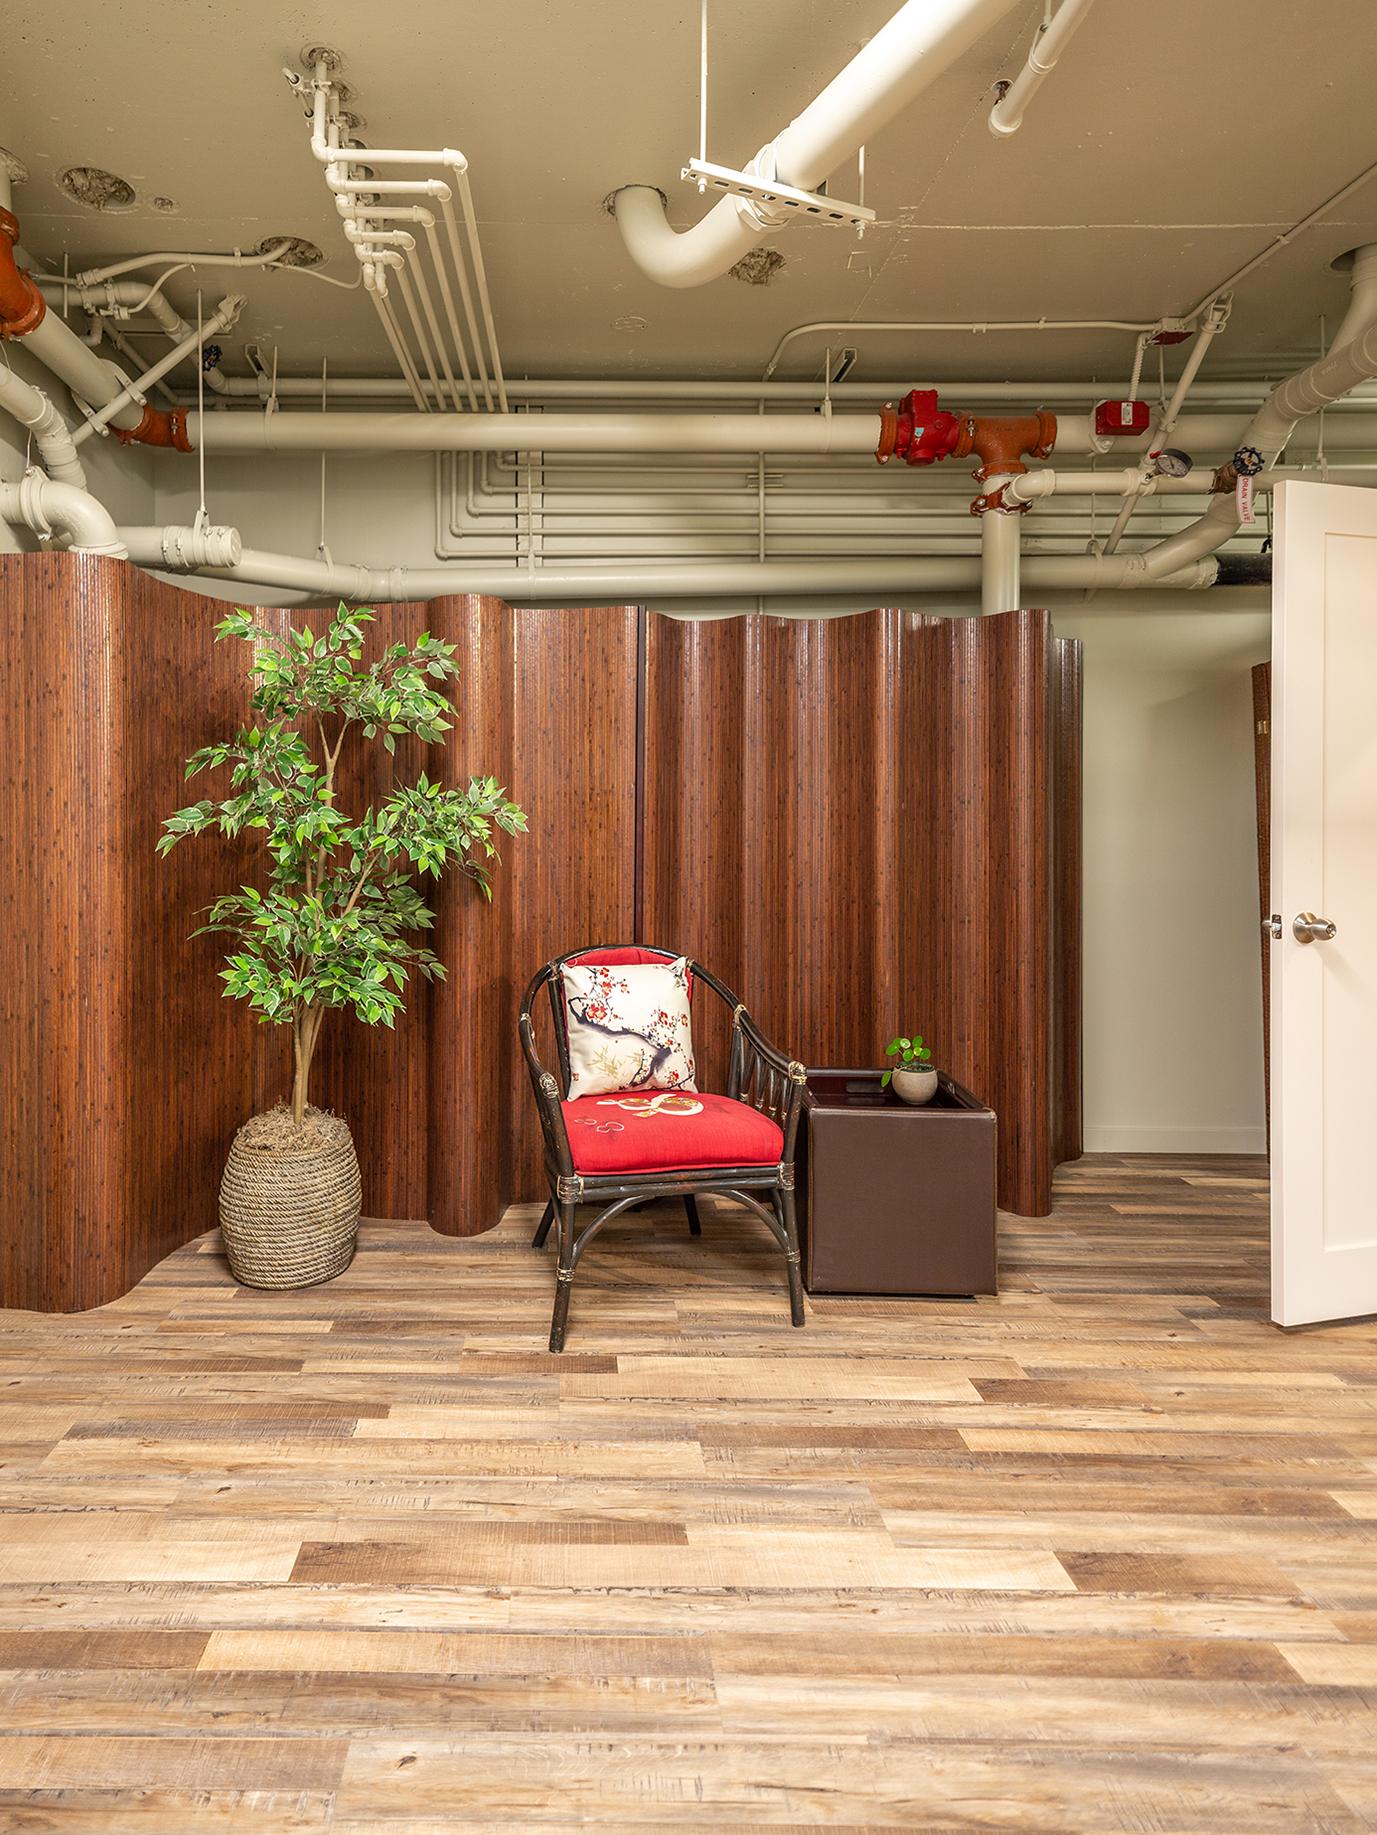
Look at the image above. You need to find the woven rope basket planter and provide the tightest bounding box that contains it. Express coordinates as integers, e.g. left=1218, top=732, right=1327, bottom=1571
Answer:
left=219, top=1107, right=361, bottom=1289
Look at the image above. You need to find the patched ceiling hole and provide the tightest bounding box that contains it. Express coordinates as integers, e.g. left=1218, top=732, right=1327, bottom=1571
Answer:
left=256, top=235, right=325, bottom=268
left=151, top=196, right=178, bottom=214
left=58, top=166, right=136, bottom=212
left=729, top=246, right=786, bottom=286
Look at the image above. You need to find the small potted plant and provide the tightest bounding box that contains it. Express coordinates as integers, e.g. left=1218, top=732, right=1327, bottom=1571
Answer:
left=882, top=1033, right=938, bottom=1106
left=159, top=603, right=525, bottom=1289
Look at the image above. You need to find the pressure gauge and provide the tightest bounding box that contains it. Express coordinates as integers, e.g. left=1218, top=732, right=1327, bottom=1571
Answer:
left=1152, top=448, right=1192, bottom=478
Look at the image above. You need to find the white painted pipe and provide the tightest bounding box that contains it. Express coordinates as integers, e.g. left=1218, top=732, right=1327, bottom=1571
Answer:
left=76, top=242, right=293, bottom=287
left=980, top=495, right=1021, bottom=615
left=614, top=0, right=1027, bottom=287
left=988, top=0, right=1101, bottom=137
left=37, top=274, right=187, bottom=338
left=185, top=408, right=1111, bottom=458
left=190, top=545, right=1216, bottom=603
left=0, top=368, right=87, bottom=486
left=0, top=472, right=127, bottom=556
left=74, top=294, right=245, bottom=442
left=173, top=372, right=1377, bottom=406
left=761, top=315, right=1165, bottom=379
left=1324, top=243, right=1377, bottom=351
left=1140, top=245, right=1377, bottom=579
left=1102, top=297, right=1231, bottom=554
left=120, top=524, right=243, bottom=568
left=23, top=309, right=146, bottom=432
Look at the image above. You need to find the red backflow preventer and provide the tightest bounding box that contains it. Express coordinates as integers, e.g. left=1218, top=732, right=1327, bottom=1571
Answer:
left=875, top=389, right=962, bottom=466
left=877, top=390, right=1057, bottom=479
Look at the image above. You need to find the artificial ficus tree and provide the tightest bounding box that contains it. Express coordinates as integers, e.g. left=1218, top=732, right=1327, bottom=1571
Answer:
left=159, top=605, right=526, bottom=1126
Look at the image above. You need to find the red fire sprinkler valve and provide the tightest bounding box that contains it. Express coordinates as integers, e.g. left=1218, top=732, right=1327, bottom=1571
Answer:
left=875, top=389, right=962, bottom=466
left=1094, top=398, right=1151, bottom=438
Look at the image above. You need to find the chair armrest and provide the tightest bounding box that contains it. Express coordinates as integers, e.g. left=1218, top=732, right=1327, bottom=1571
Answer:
left=519, top=1006, right=575, bottom=1182
left=728, top=1008, right=807, bottom=1159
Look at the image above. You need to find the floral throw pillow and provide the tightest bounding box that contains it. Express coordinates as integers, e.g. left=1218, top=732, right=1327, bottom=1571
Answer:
left=563, top=958, right=697, bottom=1099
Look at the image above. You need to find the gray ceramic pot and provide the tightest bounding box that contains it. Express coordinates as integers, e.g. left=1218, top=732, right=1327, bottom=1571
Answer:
left=890, top=1065, right=939, bottom=1106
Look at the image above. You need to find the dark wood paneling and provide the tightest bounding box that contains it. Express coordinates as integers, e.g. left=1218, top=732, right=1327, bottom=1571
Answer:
left=2, top=558, right=638, bottom=1307
left=424, top=601, right=639, bottom=1236
left=640, top=608, right=1081, bottom=1216
left=1, top=554, right=267, bottom=1311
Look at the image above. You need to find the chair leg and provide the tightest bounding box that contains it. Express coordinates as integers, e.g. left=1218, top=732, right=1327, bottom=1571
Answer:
left=684, top=1194, right=702, bottom=1237
left=776, top=1187, right=806, bottom=1328
left=532, top=1200, right=555, bottom=1249
left=548, top=1200, right=577, bottom=1353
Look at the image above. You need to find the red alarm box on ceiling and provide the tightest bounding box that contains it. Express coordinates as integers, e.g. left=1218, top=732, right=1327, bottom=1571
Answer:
left=1095, top=399, right=1151, bottom=437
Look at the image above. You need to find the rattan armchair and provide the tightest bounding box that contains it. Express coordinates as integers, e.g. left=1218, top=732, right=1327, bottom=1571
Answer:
left=519, top=945, right=807, bottom=1352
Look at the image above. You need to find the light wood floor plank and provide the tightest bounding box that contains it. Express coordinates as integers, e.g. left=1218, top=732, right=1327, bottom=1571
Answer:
left=0, top=1154, right=1374, bottom=1831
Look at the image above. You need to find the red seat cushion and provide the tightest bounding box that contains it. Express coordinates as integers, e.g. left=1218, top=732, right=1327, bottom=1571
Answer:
left=562, top=1091, right=784, bottom=1176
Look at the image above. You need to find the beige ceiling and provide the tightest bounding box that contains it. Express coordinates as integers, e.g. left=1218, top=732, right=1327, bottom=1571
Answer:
left=5, top=0, right=1377, bottom=388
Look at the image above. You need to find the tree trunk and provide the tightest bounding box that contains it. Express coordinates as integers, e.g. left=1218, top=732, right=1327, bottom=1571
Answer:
left=291, top=1008, right=325, bottom=1127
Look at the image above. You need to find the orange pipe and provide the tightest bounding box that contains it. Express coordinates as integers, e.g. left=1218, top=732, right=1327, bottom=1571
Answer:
left=114, top=405, right=193, bottom=452
left=0, top=206, right=47, bottom=338
left=951, top=410, right=1056, bottom=479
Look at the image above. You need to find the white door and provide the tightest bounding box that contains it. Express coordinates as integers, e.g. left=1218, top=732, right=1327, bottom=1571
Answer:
left=1271, top=480, right=1377, bottom=1326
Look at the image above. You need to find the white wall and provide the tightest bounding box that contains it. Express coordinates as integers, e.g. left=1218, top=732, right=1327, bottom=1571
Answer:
left=1056, top=606, right=1271, bottom=1155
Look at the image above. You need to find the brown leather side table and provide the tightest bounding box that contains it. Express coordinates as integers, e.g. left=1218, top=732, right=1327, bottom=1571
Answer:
left=797, top=1068, right=997, bottom=1296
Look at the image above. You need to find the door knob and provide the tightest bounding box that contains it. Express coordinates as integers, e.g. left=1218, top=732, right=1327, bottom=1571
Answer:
left=1293, top=911, right=1337, bottom=944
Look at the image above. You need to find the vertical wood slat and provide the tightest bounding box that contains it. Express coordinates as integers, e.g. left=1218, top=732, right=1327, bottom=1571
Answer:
left=640, top=607, right=1082, bottom=1216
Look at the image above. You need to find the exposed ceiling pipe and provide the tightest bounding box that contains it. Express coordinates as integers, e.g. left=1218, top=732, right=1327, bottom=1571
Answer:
left=1325, top=242, right=1377, bottom=351
left=36, top=274, right=189, bottom=340
left=74, top=294, right=244, bottom=444
left=182, top=545, right=1215, bottom=603
left=1139, top=244, right=1377, bottom=580
left=760, top=314, right=1178, bottom=381
left=0, top=472, right=126, bottom=556
left=980, top=494, right=1021, bottom=614
left=74, top=242, right=295, bottom=287
left=1101, top=293, right=1232, bottom=554
left=988, top=0, right=1101, bottom=138
left=120, top=524, right=244, bottom=568
left=0, top=368, right=87, bottom=486
left=177, top=372, right=1357, bottom=406
left=0, top=203, right=173, bottom=440
left=613, top=0, right=1028, bottom=288
left=178, top=404, right=1377, bottom=460
left=185, top=407, right=1117, bottom=458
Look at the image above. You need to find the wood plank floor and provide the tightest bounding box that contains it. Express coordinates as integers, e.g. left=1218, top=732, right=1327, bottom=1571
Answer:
left=1, top=1154, right=1376, bottom=1831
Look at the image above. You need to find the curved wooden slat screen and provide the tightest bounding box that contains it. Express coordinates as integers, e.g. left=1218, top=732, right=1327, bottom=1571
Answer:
left=641, top=609, right=1082, bottom=1216
left=1, top=556, right=1078, bottom=1310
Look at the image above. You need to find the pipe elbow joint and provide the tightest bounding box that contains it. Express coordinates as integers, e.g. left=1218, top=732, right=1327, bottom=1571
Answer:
left=114, top=405, right=194, bottom=453
left=0, top=207, right=48, bottom=337
left=612, top=183, right=767, bottom=290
